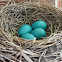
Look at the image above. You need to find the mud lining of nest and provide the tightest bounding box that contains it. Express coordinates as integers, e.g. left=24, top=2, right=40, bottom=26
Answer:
left=0, top=1, right=62, bottom=62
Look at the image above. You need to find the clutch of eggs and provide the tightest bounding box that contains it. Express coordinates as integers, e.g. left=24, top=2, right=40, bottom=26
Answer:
left=18, top=20, right=47, bottom=40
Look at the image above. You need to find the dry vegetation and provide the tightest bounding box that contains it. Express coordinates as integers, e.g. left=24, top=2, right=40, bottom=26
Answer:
left=0, top=1, right=62, bottom=62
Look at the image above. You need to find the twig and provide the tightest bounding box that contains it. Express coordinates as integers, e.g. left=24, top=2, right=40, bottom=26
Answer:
left=0, top=54, right=15, bottom=62
left=21, top=53, right=33, bottom=62
left=39, top=49, right=47, bottom=62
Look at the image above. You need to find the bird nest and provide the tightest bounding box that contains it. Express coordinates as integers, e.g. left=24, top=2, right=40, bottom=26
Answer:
left=0, top=1, right=62, bottom=62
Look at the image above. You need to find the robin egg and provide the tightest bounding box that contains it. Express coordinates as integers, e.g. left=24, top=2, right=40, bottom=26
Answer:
left=32, top=20, right=47, bottom=29
left=21, top=33, right=35, bottom=40
left=18, top=24, right=32, bottom=36
left=31, top=28, right=46, bottom=39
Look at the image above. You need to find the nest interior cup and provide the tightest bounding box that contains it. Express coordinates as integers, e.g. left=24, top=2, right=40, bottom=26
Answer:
left=1, top=2, right=62, bottom=47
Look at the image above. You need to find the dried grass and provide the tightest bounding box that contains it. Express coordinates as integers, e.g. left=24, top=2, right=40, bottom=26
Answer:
left=0, top=1, right=62, bottom=62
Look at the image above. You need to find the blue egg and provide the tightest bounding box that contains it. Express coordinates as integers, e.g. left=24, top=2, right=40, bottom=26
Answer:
left=32, top=20, right=47, bottom=29
left=18, top=24, right=32, bottom=36
left=21, top=33, right=35, bottom=40
left=31, top=28, right=46, bottom=39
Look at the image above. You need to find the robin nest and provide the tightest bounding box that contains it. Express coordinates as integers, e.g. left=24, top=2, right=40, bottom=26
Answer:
left=0, top=2, right=62, bottom=48
left=0, top=1, right=62, bottom=62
